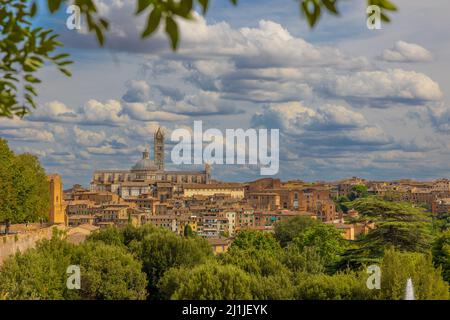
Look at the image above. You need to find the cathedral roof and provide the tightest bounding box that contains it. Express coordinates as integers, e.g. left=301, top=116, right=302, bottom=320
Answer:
left=132, top=158, right=158, bottom=171
left=132, top=149, right=158, bottom=171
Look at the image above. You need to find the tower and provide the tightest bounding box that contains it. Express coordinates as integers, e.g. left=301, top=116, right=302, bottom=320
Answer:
left=204, top=163, right=211, bottom=184
left=47, top=174, right=66, bottom=225
left=154, top=127, right=165, bottom=171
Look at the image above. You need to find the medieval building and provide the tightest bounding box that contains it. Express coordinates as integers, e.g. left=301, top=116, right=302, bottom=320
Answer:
left=90, top=127, right=211, bottom=199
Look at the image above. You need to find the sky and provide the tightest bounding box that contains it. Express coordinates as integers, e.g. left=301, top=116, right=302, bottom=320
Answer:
left=1, top=0, right=450, bottom=187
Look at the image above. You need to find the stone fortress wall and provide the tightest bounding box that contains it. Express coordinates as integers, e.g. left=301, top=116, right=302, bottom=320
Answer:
left=0, top=224, right=66, bottom=265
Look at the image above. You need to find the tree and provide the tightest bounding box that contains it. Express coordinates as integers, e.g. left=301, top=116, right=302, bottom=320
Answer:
left=130, top=228, right=213, bottom=299
left=0, top=235, right=148, bottom=300
left=282, top=245, right=327, bottom=274
left=158, top=262, right=254, bottom=300
left=0, top=232, right=76, bottom=299
left=76, top=242, right=148, bottom=300
left=432, top=230, right=450, bottom=283
left=0, top=138, right=49, bottom=234
left=219, top=230, right=296, bottom=299
left=0, top=0, right=72, bottom=117
left=0, top=138, right=15, bottom=233
left=183, top=224, right=194, bottom=238
left=349, top=198, right=433, bottom=256
left=230, top=230, right=281, bottom=253
left=379, top=247, right=449, bottom=300
left=219, top=246, right=285, bottom=277
left=87, top=225, right=126, bottom=247
left=348, top=185, right=369, bottom=201
left=250, top=271, right=295, bottom=300
left=0, top=0, right=399, bottom=118
left=289, top=223, right=348, bottom=269
left=274, top=215, right=319, bottom=247
left=335, top=195, right=350, bottom=213
left=293, top=271, right=374, bottom=300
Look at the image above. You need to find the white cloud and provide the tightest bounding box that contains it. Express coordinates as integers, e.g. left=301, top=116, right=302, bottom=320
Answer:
left=122, top=80, right=152, bottom=103
left=380, top=41, right=433, bottom=63
left=0, top=128, right=55, bottom=142
left=122, top=102, right=189, bottom=121
left=81, top=99, right=130, bottom=126
left=163, top=91, right=243, bottom=115
left=73, top=126, right=106, bottom=146
left=86, top=145, right=135, bottom=155
left=325, top=69, right=442, bottom=104
left=427, top=103, right=450, bottom=132
left=251, top=101, right=390, bottom=147
left=27, top=101, right=78, bottom=123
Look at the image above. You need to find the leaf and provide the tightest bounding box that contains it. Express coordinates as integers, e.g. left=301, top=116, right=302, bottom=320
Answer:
left=322, top=0, right=338, bottom=15
left=380, top=12, right=390, bottom=22
left=25, top=94, right=37, bottom=109
left=198, top=0, right=209, bottom=14
left=24, top=75, right=41, bottom=83
left=379, top=0, right=397, bottom=11
left=58, top=68, right=72, bottom=77
left=178, top=0, right=193, bottom=17
left=56, top=61, right=74, bottom=66
left=99, top=18, right=109, bottom=30
left=51, top=53, right=70, bottom=61
left=47, top=0, right=62, bottom=13
left=142, top=7, right=162, bottom=38
left=94, top=25, right=105, bottom=46
left=137, top=0, right=153, bottom=14
left=302, top=0, right=321, bottom=27
left=24, top=85, right=38, bottom=97
left=165, top=16, right=179, bottom=50
left=30, top=2, right=38, bottom=17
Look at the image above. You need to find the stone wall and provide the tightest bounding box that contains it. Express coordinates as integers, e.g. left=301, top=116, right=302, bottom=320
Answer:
left=0, top=225, right=66, bottom=266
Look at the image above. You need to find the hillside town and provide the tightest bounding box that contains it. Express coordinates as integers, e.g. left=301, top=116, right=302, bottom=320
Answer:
left=49, top=128, right=450, bottom=253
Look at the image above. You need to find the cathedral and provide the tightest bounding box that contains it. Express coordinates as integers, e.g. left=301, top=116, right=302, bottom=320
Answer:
left=90, top=127, right=211, bottom=199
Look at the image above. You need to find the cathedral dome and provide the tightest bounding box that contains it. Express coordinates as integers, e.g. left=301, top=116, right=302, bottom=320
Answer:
left=132, top=149, right=158, bottom=171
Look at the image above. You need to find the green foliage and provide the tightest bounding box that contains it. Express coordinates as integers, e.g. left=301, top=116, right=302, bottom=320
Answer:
left=129, top=227, right=213, bottom=299
left=2, top=222, right=449, bottom=300
left=348, top=185, right=368, bottom=201
left=76, top=242, right=148, bottom=300
left=87, top=225, right=125, bottom=247
left=0, top=0, right=72, bottom=117
left=379, top=247, right=449, bottom=300
left=230, top=230, right=281, bottom=253
left=289, top=223, right=347, bottom=268
left=281, top=245, right=327, bottom=274
left=274, top=215, right=319, bottom=247
left=367, top=0, right=397, bottom=23
left=350, top=197, right=433, bottom=256
left=250, top=271, right=295, bottom=300
left=293, top=271, right=374, bottom=300
left=219, top=246, right=285, bottom=277
left=335, top=195, right=349, bottom=213
left=432, top=230, right=450, bottom=283
left=158, top=262, right=253, bottom=300
left=183, top=224, right=194, bottom=237
left=0, top=235, right=76, bottom=299
left=0, top=235, right=148, bottom=300
left=0, top=138, right=50, bottom=227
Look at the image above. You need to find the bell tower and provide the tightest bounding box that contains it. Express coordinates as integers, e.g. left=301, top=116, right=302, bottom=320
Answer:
left=47, top=174, right=66, bottom=225
left=154, top=127, right=165, bottom=171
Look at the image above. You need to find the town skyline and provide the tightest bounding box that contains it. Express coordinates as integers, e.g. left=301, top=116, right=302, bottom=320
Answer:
left=1, top=0, right=450, bottom=187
